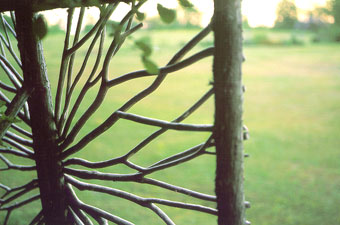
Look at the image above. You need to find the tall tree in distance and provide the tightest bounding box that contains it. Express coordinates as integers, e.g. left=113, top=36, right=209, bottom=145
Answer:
left=275, top=0, right=298, bottom=29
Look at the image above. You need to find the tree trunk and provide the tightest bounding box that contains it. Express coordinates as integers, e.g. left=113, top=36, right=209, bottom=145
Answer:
left=213, top=0, right=245, bottom=224
left=15, top=8, right=68, bottom=225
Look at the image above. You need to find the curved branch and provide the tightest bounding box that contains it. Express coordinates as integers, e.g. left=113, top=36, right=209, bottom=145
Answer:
left=0, top=81, right=16, bottom=93
left=107, top=47, right=214, bottom=87
left=61, top=25, right=213, bottom=159
left=63, top=88, right=214, bottom=168
left=0, top=14, right=22, bottom=68
left=65, top=4, right=118, bottom=57
left=5, top=131, right=33, bottom=147
left=0, top=147, right=32, bottom=159
left=66, top=176, right=217, bottom=221
left=116, top=111, right=213, bottom=132
left=0, top=53, right=22, bottom=89
left=0, top=154, right=36, bottom=171
left=69, top=205, right=94, bottom=225
left=28, top=210, right=44, bottom=225
left=142, top=177, right=216, bottom=202
left=0, top=85, right=32, bottom=140
left=141, top=136, right=213, bottom=175
left=54, top=7, right=74, bottom=123
left=58, top=8, right=104, bottom=134
left=66, top=184, right=133, bottom=225
left=148, top=142, right=214, bottom=169
left=0, top=179, right=38, bottom=206
left=1, top=137, right=34, bottom=156
left=148, top=204, right=175, bottom=225
left=64, top=167, right=140, bottom=182
left=1, top=179, right=38, bottom=199
left=59, top=2, right=147, bottom=149
left=59, top=27, right=106, bottom=141
left=10, top=124, right=32, bottom=139
left=0, top=194, right=40, bottom=211
left=63, top=156, right=123, bottom=168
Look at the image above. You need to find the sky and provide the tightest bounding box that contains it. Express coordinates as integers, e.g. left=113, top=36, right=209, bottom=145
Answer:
left=45, top=0, right=328, bottom=29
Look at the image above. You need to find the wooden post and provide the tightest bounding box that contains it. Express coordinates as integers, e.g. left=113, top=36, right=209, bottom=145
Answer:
left=15, top=8, right=68, bottom=225
left=213, top=0, right=245, bottom=224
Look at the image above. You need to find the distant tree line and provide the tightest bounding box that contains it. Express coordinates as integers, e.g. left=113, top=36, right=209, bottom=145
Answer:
left=274, top=0, right=340, bottom=30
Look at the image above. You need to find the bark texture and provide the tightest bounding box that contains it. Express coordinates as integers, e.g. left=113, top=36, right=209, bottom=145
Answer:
left=15, top=8, right=68, bottom=225
left=213, top=0, right=245, bottom=224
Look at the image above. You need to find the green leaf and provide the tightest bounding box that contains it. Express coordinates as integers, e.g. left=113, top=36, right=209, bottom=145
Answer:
left=0, top=100, right=6, bottom=108
left=33, top=14, right=48, bottom=40
left=178, top=0, right=194, bottom=8
left=0, top=115, right=21, bottom=123
left=142, top=56, right=159, bottom=74
left=107, top=21, right=122, bottom=37
left=157, top=4, right=176, bottom=24
left=135, top=37, right=152, bottom=57
left=136, top=11, right=146, bottom=21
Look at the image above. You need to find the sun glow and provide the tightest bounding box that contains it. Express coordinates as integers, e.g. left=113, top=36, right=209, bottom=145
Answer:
left=44, top=0, right=328, bottom=29
left=142, top=0, right=328, bottom=27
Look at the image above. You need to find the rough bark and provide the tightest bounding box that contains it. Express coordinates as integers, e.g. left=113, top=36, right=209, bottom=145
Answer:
left=213, top=0, right=245, bottom=224
left=15, top=8, right=68, bottom=225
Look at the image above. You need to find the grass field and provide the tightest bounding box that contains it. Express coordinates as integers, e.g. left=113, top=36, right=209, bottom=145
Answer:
left=1, top=28, right=340, bottom=224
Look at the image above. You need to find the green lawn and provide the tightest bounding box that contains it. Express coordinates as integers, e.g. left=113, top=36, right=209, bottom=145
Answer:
left=1, top=28, right=340, bottom=224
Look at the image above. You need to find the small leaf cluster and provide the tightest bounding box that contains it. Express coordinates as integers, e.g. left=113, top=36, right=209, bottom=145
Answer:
left=33, top=14, right=48, bottom=40
left=134, top=37, right=159, bottom=74
left=133, top=0, right=195, bottom=73
left=0, top=101, right=20, bottom=125
left=0, top=101, right=19, bottom=147
left=157, top=0, right=195, bottom=24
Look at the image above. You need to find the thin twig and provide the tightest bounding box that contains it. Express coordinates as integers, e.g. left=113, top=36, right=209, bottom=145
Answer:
left=1, top=137, right=34, bottom=156
left=10, top=124, right=32, bottom=138
left=59, top=2, right=143, bottom=150
left=59, top=26, right=106, bottom=141
left=0, top=154, right=36, bottom=171
left=124, top=88, right=214, bottom=159
left=58, top=16, right=106, bottom=135
left=142, top=178, right=216, bottom=202
left=115, top=111, right=213, bottom=132
left=54, top=7, right=74, bottom=124
left=69, top=205, right=94, bottom=225
left=0, top=53, right=22, bottom=89
left=65, top=4, right=118, bottom=57
left=0, top=178, right=38, bottom=205
left=28, top=210, right=44, bottom=225
left=66, top=175, right=217, bottom=215
left=141, top=136, right=214, bottom=175
left=0, top=147, right=31, bottom=159
left=61, top=25, right=212, bottom=159
left=107, top=47, right=214, bottom=87
left=0, top=194, right=40, bottom=211
left=5, top=131, right=33, bottom=147
left=0, top=81, right=16, bottom=93
left=0, top=14, right=22, bottom=68
left=68, top=206, right=86, bottom=225
left=1, top=179, right=38, bottom=199
left=66, top=184, right=133, bottom=225
left=64, top=167, right=140, bottom=182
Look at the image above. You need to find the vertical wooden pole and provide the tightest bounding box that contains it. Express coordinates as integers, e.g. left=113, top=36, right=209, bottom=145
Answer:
left=15, top=8, right=68, bottom=225
left=213, top=0, right=245, bottom=224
